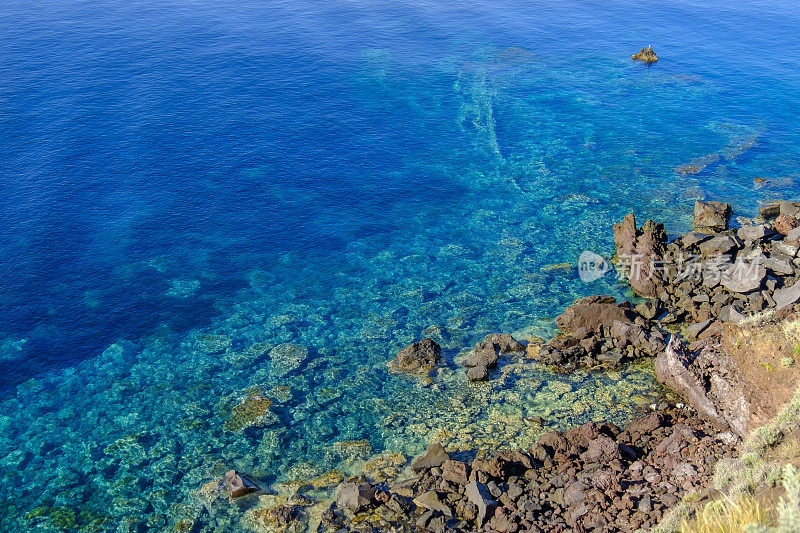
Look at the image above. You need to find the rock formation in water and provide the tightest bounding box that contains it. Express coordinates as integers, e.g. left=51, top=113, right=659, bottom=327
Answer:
left=632, top=45, right=658, bottom=63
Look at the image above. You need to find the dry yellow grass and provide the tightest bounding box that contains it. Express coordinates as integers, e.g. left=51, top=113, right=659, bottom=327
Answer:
left=680, top=495, right=772, bottom=533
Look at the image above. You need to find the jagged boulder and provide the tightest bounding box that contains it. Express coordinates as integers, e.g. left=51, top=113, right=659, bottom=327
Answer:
left=225, top=470, right=259, bottom=500
left=613, top=213, right=667, bottom=298
left=388, top=338, right=441, bottom=376
left=631, top=46, right=658, bottom=63
left=693, top=201, right=731, bottom=233
left=411, top=442, right=450, bottom=472
left=336, top=482, right=376, bottom=512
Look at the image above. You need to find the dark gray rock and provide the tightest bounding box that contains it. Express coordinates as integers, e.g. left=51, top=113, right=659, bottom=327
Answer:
left=466, top=365, right=489, bottom=381
left=774, top=280, right=800, bottom=311
left=698, top=235, right=737, bottom=257
left=463, top=343, right=498, bottom=368
left=759, top=201, right=781, bottom=219
left=336, top=482, right=376, bottom=512
left=721, top=261, right=766, bottom=293
left=389, top=338, right=441, bottom=376
left=466, top=480, right=496, bottom=527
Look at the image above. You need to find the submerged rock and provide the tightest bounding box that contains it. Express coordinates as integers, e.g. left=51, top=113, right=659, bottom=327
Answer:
left=224, top=392, right=277, bottom=432
left=388, top=338, right=441, bottom=376
left=631, top=45, right=658, bottom=63
left=269, top=343, right=309, bottom=377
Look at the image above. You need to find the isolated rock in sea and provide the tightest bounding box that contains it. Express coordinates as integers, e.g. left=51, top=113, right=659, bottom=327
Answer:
left=388, top=338, right=441, bottom=376
left=694, top=200, right=731, bottom=233
left=466, top=364, right=489, bottom=381
left=462, top=343, right=499, bottom=368
left=461, top=333, right=525, bottom=381
left=225, top=470, right=259, bottom=500
left=631, top=45, right=658, bottom=63
left=482, top=333, right=526, bottom=353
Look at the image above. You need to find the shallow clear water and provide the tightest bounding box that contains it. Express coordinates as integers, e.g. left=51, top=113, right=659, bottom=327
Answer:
left=1, top=0, right=800, bottom=529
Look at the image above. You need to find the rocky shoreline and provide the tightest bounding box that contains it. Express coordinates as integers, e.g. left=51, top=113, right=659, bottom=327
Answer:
left=199, top=199, right=800, bottom=532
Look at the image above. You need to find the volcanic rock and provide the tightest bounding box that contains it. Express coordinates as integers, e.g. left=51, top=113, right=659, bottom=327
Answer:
left=389, top=338, right=441, bottom=376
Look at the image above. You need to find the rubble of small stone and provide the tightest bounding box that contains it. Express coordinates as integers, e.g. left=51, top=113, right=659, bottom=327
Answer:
left=531, top=295, right=666, bottom=372
left=304, top=411, right=734, bottom=533
left=458, top=333, right=526, bottom=381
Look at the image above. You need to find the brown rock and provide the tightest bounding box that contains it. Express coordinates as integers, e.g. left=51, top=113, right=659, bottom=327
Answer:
left=631, top=46, right=658, bottom=63
left=613, top=213, right=667, bottom=298
left=441, top=460, right=469, bottom=485
left=556, top=296, right=634, bottom=335
left=388, top=338, right=441, bottom=376
left=411, top=442, right=450, bottom=472
left=694, top=201, right=731, bottom=233
left=774, top=213, right=799, bottom=236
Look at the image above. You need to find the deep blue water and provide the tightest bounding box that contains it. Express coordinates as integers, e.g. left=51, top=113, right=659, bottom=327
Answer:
left=1, top=0, right=799, bottom=529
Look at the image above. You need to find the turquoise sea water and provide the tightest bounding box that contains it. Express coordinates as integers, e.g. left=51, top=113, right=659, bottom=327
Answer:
left=2, top=0, right=800, bottom=529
